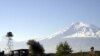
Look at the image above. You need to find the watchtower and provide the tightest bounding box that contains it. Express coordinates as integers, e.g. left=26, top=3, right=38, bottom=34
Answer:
left=6, top=32, right=13, bottom=54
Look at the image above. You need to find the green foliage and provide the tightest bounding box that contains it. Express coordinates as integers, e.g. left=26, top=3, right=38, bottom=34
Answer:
left=27, top=40, right=44, bottom=56
left=56, top=41, right=72, bottom=56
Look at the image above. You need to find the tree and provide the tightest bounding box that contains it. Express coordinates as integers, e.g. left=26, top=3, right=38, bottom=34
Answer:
left=56, top=41, right=72, bottom=56
left=27, top=40, right=44, bottom=56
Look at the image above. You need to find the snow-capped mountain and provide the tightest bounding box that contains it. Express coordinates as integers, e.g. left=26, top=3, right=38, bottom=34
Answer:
left=40, top=22, right=100, bottom=53
left=50, top=22, right=100, bottom=38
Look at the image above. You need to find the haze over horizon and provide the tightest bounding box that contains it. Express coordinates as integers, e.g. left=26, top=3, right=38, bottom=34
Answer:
left=0, top=0, right=100, bottom=41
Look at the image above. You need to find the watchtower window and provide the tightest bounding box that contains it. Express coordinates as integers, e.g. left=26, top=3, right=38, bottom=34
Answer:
left=14, top=51, right=18, bottom=54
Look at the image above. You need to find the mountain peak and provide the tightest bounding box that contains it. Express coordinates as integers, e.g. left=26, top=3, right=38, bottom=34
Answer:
left=50, top=22, right=100, bottom=38
left=71, top=22, right=90, bottom=28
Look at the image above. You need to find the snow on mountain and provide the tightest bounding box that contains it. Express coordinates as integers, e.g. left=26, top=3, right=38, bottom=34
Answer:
left=49, top=22, right=100, bottom=38
left=40, top=22, right=100, bottom=53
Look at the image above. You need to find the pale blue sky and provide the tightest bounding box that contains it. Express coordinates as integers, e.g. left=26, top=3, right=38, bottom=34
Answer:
left=0, top=0, right=100, bottom=41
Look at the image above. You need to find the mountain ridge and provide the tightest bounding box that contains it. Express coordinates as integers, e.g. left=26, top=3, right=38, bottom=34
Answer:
left=49, top=22, right=100, bottom=39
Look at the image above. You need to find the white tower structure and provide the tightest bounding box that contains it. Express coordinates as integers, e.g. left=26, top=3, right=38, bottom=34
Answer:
left=6, top=32, right=13, bottom=54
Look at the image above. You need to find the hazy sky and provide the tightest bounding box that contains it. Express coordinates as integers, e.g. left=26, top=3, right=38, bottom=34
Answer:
left=0, top=0, right=100, bottom=41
